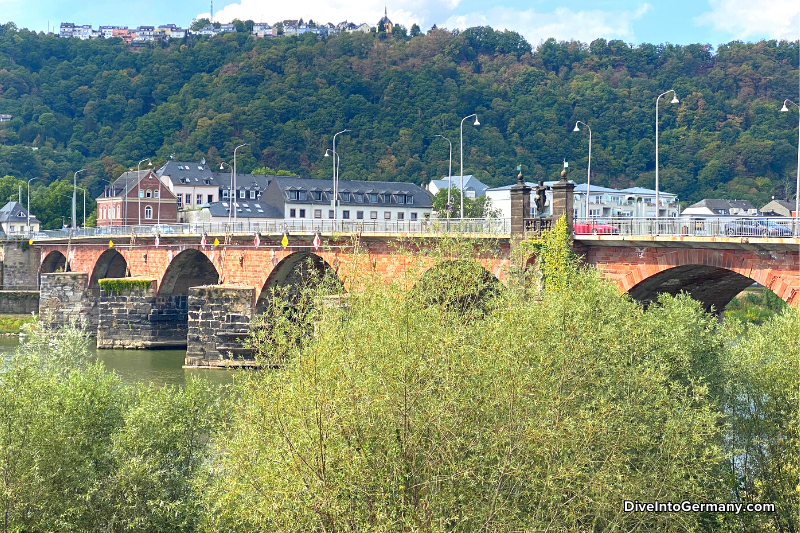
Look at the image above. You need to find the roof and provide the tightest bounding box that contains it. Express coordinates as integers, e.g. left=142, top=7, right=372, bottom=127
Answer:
left=429, top=175, right=489, bottom=196
left=207, top=201, right=283, bottom=219
left=0, top=202, right=39, bottom=223
left=107, top=170, right=159, bottom=197
left=214, top=173, right=272, bottom=190
left=573, top=184, right=622, bottom=194
left=620, top=187, right=677, bottom=197
left=487, top=182, right=538, bottom=191
left=157, top=161, right=219, bottom=187
left=761, top=199, right=794, bottom=211
left=687, top=198, right=755, bottom=212
left=272, top=176, right=433, bottom=207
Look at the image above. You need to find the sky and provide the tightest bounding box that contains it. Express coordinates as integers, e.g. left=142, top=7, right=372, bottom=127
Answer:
left=1, top=0, right=798, bottom=47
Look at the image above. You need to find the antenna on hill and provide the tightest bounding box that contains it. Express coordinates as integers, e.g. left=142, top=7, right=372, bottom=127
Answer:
left=210, top=0, right=214, bottom=22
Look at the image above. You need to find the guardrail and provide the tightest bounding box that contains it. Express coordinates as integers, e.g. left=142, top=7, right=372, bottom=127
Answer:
left=573, top=217, right=800, bottom=238
left=32, top=218, right=512, bottom=240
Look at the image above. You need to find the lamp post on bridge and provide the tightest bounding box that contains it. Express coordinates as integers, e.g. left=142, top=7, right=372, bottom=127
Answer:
left=330, top=129, right=350, bottom=221
left=233, top=143, right=249, bottom=227
left=655, top=89, right=679, bottom=227
left=72, top=169, right=88, bottom=229
left=27, top=177, right=37, bottom=236
left=220, top=160, right=234, bottom=227
left=460, top=114, right=480, bottom=219
left=435, top=134, right=453, bottom=217
left=573, top=121, right=592, bottom=220
left=136, top=158, right=153, bottom=226
left=780, top=99, right=799, bottom=233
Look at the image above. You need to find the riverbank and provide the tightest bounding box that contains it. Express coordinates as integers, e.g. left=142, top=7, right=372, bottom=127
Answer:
left=0, top=313, right=36, bottom=335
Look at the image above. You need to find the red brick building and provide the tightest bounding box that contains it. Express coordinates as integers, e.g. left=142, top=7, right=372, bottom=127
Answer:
left=96, top=170, right=178, bottom=226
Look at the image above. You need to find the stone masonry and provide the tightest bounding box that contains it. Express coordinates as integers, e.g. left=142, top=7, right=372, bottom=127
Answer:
left=1, top=241, right=41, bottom=289
left=186, top=285, right=255, bottom=367
left=39, top=273, right=94, bottom=329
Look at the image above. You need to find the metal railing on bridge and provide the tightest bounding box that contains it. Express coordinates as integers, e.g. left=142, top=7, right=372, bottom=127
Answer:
left=573, top=217, right=800, bottom=238
left=32, top=218, right=512, bottom=240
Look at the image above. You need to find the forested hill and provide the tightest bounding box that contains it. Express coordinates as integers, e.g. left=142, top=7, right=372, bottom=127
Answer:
left=0, top=22, right=798, bottom=211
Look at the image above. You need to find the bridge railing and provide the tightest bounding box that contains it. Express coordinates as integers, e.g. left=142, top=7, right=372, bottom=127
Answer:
left=34, top=218, right=512, bottom=240
left=573, top=216, right=800, bottom=238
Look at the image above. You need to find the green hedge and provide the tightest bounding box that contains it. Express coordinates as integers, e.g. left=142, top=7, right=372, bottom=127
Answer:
left=98, top=279, right=153, bottom=294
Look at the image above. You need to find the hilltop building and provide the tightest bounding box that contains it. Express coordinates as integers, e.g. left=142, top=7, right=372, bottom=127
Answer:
left=378, top=8, right=393, bottom=32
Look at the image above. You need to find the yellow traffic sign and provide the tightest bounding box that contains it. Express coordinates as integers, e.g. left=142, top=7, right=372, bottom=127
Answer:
left=109, top=240, right=114, bottom=248
left=281, top=234, right=288, bottom=248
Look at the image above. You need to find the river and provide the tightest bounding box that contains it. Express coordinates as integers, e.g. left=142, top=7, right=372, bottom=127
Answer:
left=0, top=337, right=237, bottom=387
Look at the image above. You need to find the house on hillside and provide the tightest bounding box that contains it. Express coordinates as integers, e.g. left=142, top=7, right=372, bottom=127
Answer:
left=682, top=199, right=757, bottom=216
left=427, top=175, right=489, bottom=199
left=156, top=160, right=222, bottom=211
left=252, top=22, right=273, bottom=37
left=0, top=202, right=40, bottom=236
left=96, top=171, right=177, bottom=226
left=377, top=8, right=394, bottom=32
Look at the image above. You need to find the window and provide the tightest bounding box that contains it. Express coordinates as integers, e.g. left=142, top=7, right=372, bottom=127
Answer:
left=249, top=190, right=256, bottom=199
left=410, top=212, right=417, bottom=220
left=312, top=191, right=322, bottom=201
left=196, top=194, right=202, bottom=205
left=340, top=192, right=350, bottom=202
left=288, top=190, right=299, bottom=200
left=342, top=210, right=350, bottom=219
left=357, top=211, right=364, bottom=219
left=384, top=194, right=391, bottom=203
left=397, top=195, right=405, bottom=204
left=145, top=189, right=152, bottom=198
left=177, top=195, right=182, bottom=207
left=299, top=209, right=306, bottom=218
left=116, top=205, right=120, bottom=217
left=406, top=195, right=414, bottom=205
left=370, top=211, right=378, bottom=219
left=369, top=193, right=378, bottom=203
left=328, top=210, right=334, bottom=219
left=298, top=191, right=307, bottom=201
left=314, top=209, right=322, bottom=219
left=144, top=205, right=152, bottom=219
left=384, top=211, right=391, bottom=219
left=589, top=209, right=601, bottom=217
left=592, top=195, right=602, bottom=203
left=139, top=190, right=144, bottom=198
left=239, top=190, right=245, bottom=199
left=397, top=212, right=404, bottom=220
left=290, top=208, right=296, bottom=218
left=185, top=193, right=191, bottom=205
left=355, top=193, right=363, bottom=202
left=222, top=189, right=229, bottom=199
left=208, top=194, right=214, bottom=204
left=154, top=190, right=159, bottom=198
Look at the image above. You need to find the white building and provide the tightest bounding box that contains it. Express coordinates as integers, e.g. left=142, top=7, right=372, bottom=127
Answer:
left=681, top=199, right=757, bottom=217
left=573, top=185, right=679, bottom=218
left=0, top=202, right=40, bottom=236
left=260, top=176, right=433, bottom=222
left=156, top=160, right=222, bottom=211
left=252, top=22, right=273, bottom=37
left=427, top=175, right=489, bottom=199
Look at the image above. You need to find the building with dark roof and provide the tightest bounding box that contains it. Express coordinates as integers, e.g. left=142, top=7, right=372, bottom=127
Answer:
left=378, top=7, right=393, bottom=32
left=682, top=199, right=757, bottom=216
left=260, top=176, right=432, bottom=221
left=157, top=160, right=221, bottom=210
left=0, top=201, right=40, bottom=236
left=760, top=199, right=795, bottom=217
left=96, top=170, right=177, bottom=226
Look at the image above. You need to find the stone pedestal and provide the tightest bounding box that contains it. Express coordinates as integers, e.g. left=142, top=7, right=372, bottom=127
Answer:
left=39, top=273, right=94, bottom=330
left=550, top=172, right=575, bottom=229
left=510, top=171, right=532, bottom=238
left=185, top=285, right=255, bottom=367
left=96, top=279, right=188, bottom=348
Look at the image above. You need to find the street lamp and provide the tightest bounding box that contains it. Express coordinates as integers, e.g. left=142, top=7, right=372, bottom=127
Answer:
left=573, top=121, right=592, bottom=220
left=460, top=114, right=480, bottom=219
left=324, top=149, right=341, bottom=181
left=27, top=177, right=37, bottom=236
left=136, top=158, right=152, bottom=225
left=655, top=90, right=679, bottom=224
left=72, top=169, right=88, bottom=228
left=233, top=143, right=249, bottom=226
left=780, top=99, right=800, bottom=227
left=330, top=129, right=350, bottom=220
left=74, top=186, right=89, bottom=227
left=435, top=134, right=453, bottom=217
left=220, top=161, right=235, bottom=226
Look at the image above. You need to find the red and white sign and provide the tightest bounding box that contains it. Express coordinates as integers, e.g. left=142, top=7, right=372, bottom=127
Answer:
left=201, top=234, right=207, bottom=249
left=313, top=233, right=321, bottom=250
left=254, top=233, right=260, bottom=248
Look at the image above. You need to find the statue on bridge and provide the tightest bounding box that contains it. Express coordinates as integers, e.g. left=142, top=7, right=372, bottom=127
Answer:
left=534, top=181, right=547, bottom=216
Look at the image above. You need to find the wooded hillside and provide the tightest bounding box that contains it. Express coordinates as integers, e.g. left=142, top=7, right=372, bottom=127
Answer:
left=0, top=22, right=798, bottom=213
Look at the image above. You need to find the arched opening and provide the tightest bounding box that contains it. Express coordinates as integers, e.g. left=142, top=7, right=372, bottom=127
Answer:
left=159, top=249, right=219, bottom=297
left=414, top=260, right=502, bottom=314
left=89, top=249, right=128, bottom=288
left=627, top=265, right=755, bottom=314
left=256, top=252, right=343, bottom=312
left=41, top=251, right=67, bottom=273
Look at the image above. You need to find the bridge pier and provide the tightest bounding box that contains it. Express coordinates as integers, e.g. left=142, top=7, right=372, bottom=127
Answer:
left=39, top=273, right=98, bottom=331
left=185, top=285, right=255, bottom=367
left=96, top=280, right=188, bottom=349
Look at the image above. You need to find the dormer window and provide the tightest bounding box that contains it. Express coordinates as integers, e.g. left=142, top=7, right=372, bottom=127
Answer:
left=370, top=193, right=378, bottom=203
left=355, top=193, right=364, bottom=202
left=312, top=191, right=322, bottom=201
left=406, top=195, right=413, bottom=205
left=397, top=195, right=405, bottom=204
left=288, top=190, right=299, bottom=200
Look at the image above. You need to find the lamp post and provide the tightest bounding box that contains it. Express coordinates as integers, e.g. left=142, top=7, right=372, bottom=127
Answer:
left=435, top=134, right=453, bottom=217
left=324, top=149, right=341, bottom=180
left=460, top=114, right=480, bottom=219
left=573, top=121, right=592, bottom=220
left=136, top=158, right=152, bottom=225
left=232, top=143, right=249, bottom=227
left=655, top=90, right=679, bottom=225
left=72, top=169, right=87, bottom=228
left=27, top=177, right=37, bottom=236
left=74, top=186, right=88, bottom=227
left=331, top=129, right=350, bottom=220
left=780, top=99, right=800, bottom=230
left=220, top=161, right=233, bottom=226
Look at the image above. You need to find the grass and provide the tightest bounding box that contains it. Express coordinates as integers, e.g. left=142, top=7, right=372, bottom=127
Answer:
left=0, top=314, right=37, bottom=334
left=724, top=287, right=788, bottom=325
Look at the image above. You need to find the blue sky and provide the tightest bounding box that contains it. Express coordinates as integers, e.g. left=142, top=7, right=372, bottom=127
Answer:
left=1, top=0, right=798, bottom=46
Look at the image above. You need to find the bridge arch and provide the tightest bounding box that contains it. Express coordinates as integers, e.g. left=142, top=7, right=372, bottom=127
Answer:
left=41, top=251, right=67, bottom=274
left=89, top=249, right=129, bottom=288
left=256, top=251, right=343, bottom=312
left=159, top=249, right=219, bottom=297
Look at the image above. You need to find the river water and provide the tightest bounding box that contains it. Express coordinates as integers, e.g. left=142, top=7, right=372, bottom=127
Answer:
left=0, top=337, right=236, bottom=387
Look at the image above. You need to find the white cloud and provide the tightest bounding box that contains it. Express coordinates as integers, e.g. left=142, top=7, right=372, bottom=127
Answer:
left=695, top=0, right=800, bottom=40
left=444, top=4, right=652, bottom=45
left=199, top=0, right=460, bottom=30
